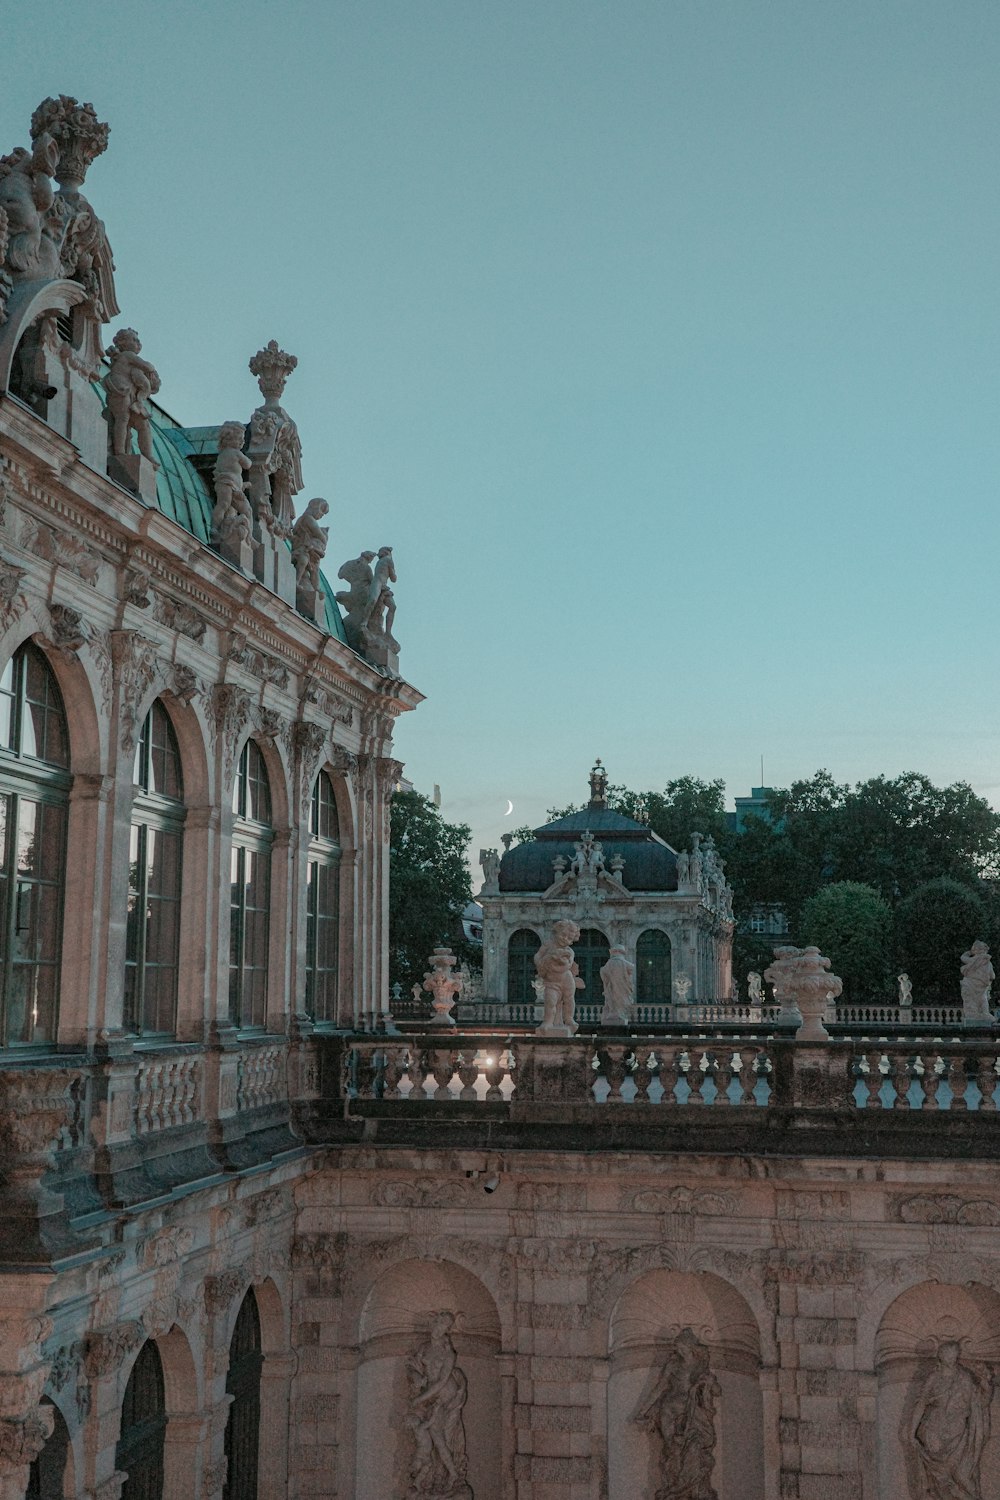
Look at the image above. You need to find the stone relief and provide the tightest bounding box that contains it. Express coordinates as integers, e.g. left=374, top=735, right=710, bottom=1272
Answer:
left=83, top=1321, right=144, bottom=1380
left=103, top=328, right=159, bottom=462
left=371, top=1179, right=470, bottom=1209
left=227, top=631, right=290, bottom=689
left=47, top=601, right=87, bottom=651
left=535, top=920, right=584, bottom=1036
left=0, top=1409, right=54, bottom=1470
left=210, top=683, right=252, bottom=775
left=909, top=1341, right=993, bottom=1500
left=892, top=1195, right=1000, bottom=1227
left=0, top=556, right=26, bottom=628
left=153, top=593, right=207, bottom=642
left=110, top=630, right=160, bottom=752
left=404, top=1311, right=473, bottom=1500
left=23, top=519, right=101, bottom=583
left=622, top=1186, right=736, bottom=1217
left=634, top=1328, right=720, bottom=1500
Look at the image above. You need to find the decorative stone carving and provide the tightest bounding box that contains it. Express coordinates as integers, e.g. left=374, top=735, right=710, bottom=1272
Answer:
left=898, top=971, right=913, bottom=1006
left=764, top=945, right=842, bottom=1041
left=48, top=601, right=87, bottom=651
left=747, top=971, right=763, bottom=1006
left=910, top=1341, right=993, bottom=1499
left=673, top=974, right=692, bottom=1007
left=24, top=520, right=101, bottom=584
left=291, top=497, right=329, bottom=621
left=103, top=328, right=159, bottom=461
left=960, top=941, right=994, bottom=1024
left=892, top=1194, right=1000, bottom=1227
left=0, top=208, right=11, bottom=324
left=169, top=662, right=200, bottom=703
left=404, top=1311, right=472, bottom=1499
left=83, top=1321, right=144, bottom=1379
left=255, top=705, right=285, bottom=742
left=303, top=678, right=354, bottom=725
left=211, top=421, right=253, bottom=570
left=634, top=1328, right=720, bottom=1500
left=0, top=132, right=61, bottom=283
left=422, top=947, right=463, bottom=1027
left=203, top=1456, right=228, bottom=1497
left=371, top=1180, right=469, bottom=1209
left=28, top=95, right=118, bottom=318
left=535, top=920, right=583, bottom=1036
left=111, top=630, right=159, bottom=752
left=227, top=631, right=289, bottom=689
left=137, top=1225, right=193, bottom=1269
left=122, top=565, right=151, bottom=608
left=330, top=743, right=358, bottom=777
left=203, top=1269, right=246, bottom=1316
left=210, top=683, right=252, bottom=774
left=600, top=946, right=634, bottom=1026
left=0, top=1408, right=54, bottom=1470
left=0, top=555, right=26, bottom=628
left=336, top=545, right=400, bottom=673
left=247, top=341, right=301, bottom=537
left=154, top=594, right=207, bottom=642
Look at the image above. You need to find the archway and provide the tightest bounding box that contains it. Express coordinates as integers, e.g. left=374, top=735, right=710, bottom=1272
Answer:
left=117, top=1340, right=166, bottom=1500
left=224, top=1290, right=263, bottom=1500
left=26, top=1399, right=69, bottom=1499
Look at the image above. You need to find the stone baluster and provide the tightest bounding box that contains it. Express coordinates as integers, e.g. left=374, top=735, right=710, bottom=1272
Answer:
left=381, top=1046, right=402, bottom=1099
left=602, top=1045, right=627, bottom=1102
left=976, top=1054, right=998, bottom=1111
left=714, top=1050, right=736, bottom=1106
left=890, top=1055, right=912, bottom=1110
left=862, top=1050, right=885, bottom=1108
left=483, top=1050, right=504, bottom=1102
left=685, top=1049, right=707, bottom=1105
left=657, top=1047, right=679, bottom=1106
left=632, top=1048, right=653, bottom=1102
left=430, top=1049, right=456, bottom=1100
left=457, top=1052, right=478, bottom=1100
left=738, top=1050, right=760, bottom=1106
left=948, top=1056, right=969, bottom=1111
left=920, top=1053, right=942, bottom=1111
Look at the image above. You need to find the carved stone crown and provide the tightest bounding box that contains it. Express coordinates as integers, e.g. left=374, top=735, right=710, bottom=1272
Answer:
left=30, top=96, right=109, bottom=188
left=249, top=340, right=297, bottom=403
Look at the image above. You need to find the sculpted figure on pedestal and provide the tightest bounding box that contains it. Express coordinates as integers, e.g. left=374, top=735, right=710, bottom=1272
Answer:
left=898, top=972, right=913, bottom=1006
left=211, top=422, right=252, bottom=547
left=29, top=96, right=118, bottom=319
left=910, top=1341, right=992, bottom=1500
left=336, top=545, right=400, bottom=670
left=535, top=919, right=583, bottom=1035
left=600, top=946, right=634, bottom=1026
left=635, top=1328, right=720, bottom=1500
left=404, top=1311, right=472, bottom=1499
left=960, top=941, right=994, bottom=1023
left=479, top=848, right=500, bottom=890
left=103, top=329, right=159, bottom=461
left=0, top=134, right=60, bottom=282
left=676, top=849, right=690, bottom=885
left=291, top=498, right=330, bottom=618
left=747, top=971, right=763, bottom=1006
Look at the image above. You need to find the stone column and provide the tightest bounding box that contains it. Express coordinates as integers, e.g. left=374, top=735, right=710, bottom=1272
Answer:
left=258, top=1352, right=295, bottom=1498
left=60, top=771, right=113, bottom=1047
left=175, top=805, right=221, bottom=1042
left=266, top=827, right=294, bottom=1035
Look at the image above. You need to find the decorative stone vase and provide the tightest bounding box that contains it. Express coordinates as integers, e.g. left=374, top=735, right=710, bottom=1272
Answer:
left=422, top=947, right=463, bottom=1027
left=764, top=945, right=843, bottom=1042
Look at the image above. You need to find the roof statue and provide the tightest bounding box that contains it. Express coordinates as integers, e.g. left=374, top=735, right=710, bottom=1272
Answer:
left=291, top=498, right=330, bottom=623
left=589, top=757, right=608, bottom=806
left=247, top=339, right=303, bottom=537
left=337, top=544, right=400, bottom=674
left=211, top=421, right=255, bottom=571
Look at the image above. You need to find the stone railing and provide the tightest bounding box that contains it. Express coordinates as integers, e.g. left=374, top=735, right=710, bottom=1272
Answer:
left=134, top=1055, right=202, bottom=1134
left=336, top=1033, right=1000, bottom=1114
left=439, top=996, right=981, bottom=1032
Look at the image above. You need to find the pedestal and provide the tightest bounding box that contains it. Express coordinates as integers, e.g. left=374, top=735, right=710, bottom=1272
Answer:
left=109, top=452, right=159, bottom=504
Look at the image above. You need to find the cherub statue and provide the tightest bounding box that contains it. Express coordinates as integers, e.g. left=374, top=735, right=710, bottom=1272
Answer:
left=211, top=421, right=253, bottom=546
left=103, top=328, right=160, bottom=461
left=291, top=498, right=330, bottom=594
left=535, top=919, right=584, bottom=1034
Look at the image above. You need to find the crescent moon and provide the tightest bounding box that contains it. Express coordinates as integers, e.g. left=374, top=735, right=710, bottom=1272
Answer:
left=504, top=800, right=514, bottom=817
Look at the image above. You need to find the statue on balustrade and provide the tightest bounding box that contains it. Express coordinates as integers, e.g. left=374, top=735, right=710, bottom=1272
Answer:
left=909, top=1340, right=992, bottom=1500
left=635, top=1327, right=720, bottom=1500
left=404, top=1310, right=473, bottom=1499
left=534, top=919, right=583, bottom=1035
left=211, top=421, right=253, bottom=551
left=103, top=327, right=159, bottom=461
left=291, top=497, right=330, bottom=619
left=600, top=946, right=634, bottom=1027
left=960, top=941, right=994, bottom=1023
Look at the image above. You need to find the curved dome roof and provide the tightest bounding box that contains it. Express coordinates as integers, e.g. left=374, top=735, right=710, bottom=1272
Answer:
left=499, top=795, right=679, bottom=894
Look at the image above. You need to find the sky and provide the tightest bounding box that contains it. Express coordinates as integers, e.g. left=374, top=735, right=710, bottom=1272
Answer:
left=6, top=1, right=1000, bottom=867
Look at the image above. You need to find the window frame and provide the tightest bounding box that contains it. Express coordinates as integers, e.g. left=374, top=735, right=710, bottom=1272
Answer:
left=126, top=701, right=185, bottom=1038
left=304, top=771, right=341, bottom=1025
left=229, top=741, right=273, bottom=1031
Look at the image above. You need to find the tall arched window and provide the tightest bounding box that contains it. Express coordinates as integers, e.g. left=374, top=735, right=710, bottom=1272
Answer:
left=230, top=741, right=272, bottom=1029
left=636, top=928, right=672, bottom=1003
left=26, top=1399, right=68, bottom=1499
left=224, top=1290, right=262, bottom=1500
left=126, top=701, right=184, bottom=1035
left=574, top=928, right=610, bottom=1005
left=305, top=771, right=341, bottom=1023
left=507, top=928, right=539, bottom=1003
left=0, top=643, right=69, bottom=1048
left=116, top=1340, right=166, bottom=1500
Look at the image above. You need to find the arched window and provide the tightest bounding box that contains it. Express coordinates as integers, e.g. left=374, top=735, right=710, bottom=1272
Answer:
left=0, top=643, right=69, bottom=1048
left=116, top=1340, right=166, bottom=1500
left=126, top=701, right=184, bottom=1035
left=507, top=928, right=539, bottom=1003
left=636, top=928, right=672, bottom=1003
left=230, top=742, right=272, bottom=1029
left=305, top=771, right=341, bottom=1023
left=224, top=1290, right=262, bottom=1500
left=574, top=928, right=610, bottom=1005
left=26, top=1399, right=68, bottom=1499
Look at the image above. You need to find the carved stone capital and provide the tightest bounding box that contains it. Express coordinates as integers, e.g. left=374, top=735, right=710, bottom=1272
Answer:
left=83, top=1321, right=144, bottom=1380
left=0, top=1408, right=54, bottom=1470
left=210, top=683, right=252, bottom=775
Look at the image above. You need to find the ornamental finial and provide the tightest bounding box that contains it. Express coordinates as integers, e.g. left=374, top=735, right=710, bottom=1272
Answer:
left=249, top=339, right=297, bottom=404
left=589, top=757, right=607, bottom=807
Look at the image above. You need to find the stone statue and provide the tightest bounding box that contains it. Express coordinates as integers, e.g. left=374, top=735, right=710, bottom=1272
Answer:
left=676, top=850, right=691, bottom=885
left=960, top=941, right=994, bottom=1023
left=371, top=545, right=397, bottom=639
left=336, top=547, right=400, bottom=670
left=211, top=421, right=253, bottom=552
left=634, top=1328, right=720, bottom=1500
left=247, top=340, right=302, bottom=537
left=0, top=134, right=60, bottom=282
left=336, top=550, right=376, bottom=632
left=404, top=1311, right=472, bottom=1500
left=103, top=328, right=159, bottom=461
left=479, top=848, right=500, bottom=890
left=747, top=972, right=763, bottom=1006
left=910, top=1341, right=992, bottom=1500
left=600, top=946, right=634, bottom=1027
left=535, top=919, right=584, bottom=1036
left=898, top=972, right=913, bottom=1007
left=291, top=498, right=330, bottom=619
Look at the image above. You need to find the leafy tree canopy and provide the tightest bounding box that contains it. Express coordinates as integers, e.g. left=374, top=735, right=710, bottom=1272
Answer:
left=799, top=881, right=894, bottom=1001
left=895, top=877, right=987, bottom=1001
left=389, top=790, right=474, bottom=995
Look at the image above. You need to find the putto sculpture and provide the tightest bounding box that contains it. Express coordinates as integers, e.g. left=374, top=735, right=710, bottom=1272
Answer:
left=211, top=420, right=253, bottom=566
left=634, top=1327, right=720, bottom=1500
left=960, top=941, right=994, bottom=1025
left=103, top=328, right=160, bottom=478
left=404, top=1311, right=472, bottom=1499
left=290, top=497, right=330, bottom=621
left=534, top=919, right=583, bottom=1036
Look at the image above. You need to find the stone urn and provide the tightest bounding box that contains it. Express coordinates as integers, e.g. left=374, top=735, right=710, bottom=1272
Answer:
left=764, top=946, right=842, bottom=1042
left=422, top=947, right=463, bottom=1027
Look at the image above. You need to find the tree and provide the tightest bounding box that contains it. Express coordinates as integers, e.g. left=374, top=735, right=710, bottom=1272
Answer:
left=388, top=791, right=474, bottom=995
left=895, top=877, right=987, bottom=1002
left=799, top=882, right=893, bottom=1001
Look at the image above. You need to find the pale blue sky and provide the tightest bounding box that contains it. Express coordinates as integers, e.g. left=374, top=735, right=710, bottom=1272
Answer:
left=7, top=2, right=1000, bottom=860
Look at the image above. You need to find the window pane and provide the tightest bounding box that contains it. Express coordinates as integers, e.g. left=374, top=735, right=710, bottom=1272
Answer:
left=245, top=742, right=271, bottom=825
left=311, top=772, right=339, bottom=843
left=1, top=795, right=65, bottom=1046
left=22, top=646, right=68, bottom=768
left=149, top=702, right=183, bottom=800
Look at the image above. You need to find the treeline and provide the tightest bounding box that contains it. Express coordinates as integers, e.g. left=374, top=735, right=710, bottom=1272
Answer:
left=520, top=772, right=1000, bottom=1002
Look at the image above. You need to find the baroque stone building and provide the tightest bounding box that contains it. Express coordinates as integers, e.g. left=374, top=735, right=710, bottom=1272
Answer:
left=2, top=94, right=1000, bottom=1500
